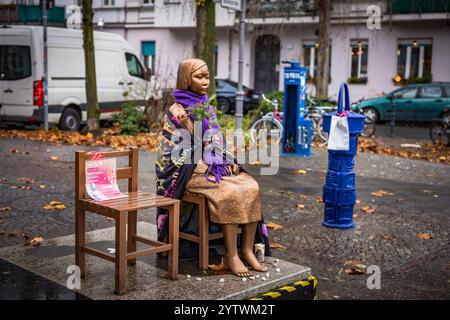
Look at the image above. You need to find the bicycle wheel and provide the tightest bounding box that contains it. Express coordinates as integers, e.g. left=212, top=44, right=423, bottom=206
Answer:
left=362, top=117, right=376, bottom=138
left=430, top=120, right=450, bottom=146
left=306, top=114, right=318, bottom=141
left=249, top=118, right=282, bottom=144
left=315, top=117, right=328, bottom=142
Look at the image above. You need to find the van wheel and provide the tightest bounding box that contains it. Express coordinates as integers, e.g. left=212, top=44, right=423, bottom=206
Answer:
left=59, top=108, right=81, bottom=131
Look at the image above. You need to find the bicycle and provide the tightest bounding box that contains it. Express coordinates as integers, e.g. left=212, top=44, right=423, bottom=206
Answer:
left=306, top=98, right=333, bottom=143
left=351, top=97, right=376, bottom=138
left=248, top=94, right=283, bottom=144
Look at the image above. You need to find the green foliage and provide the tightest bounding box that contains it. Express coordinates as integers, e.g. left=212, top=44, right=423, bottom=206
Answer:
left=347, top=76, right=368, bottom=84
left=112, top=102, right=147, bottom=135
left=258, top=91, right=284, bottom=114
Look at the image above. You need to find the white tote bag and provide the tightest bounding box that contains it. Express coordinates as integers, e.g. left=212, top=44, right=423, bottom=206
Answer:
left=327, top=115, right=350, bottom=151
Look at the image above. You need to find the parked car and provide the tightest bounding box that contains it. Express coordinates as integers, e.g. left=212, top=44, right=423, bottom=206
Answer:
left=354, top=83, right=450, bottom=123
left=0, top=25, right=151, bottom=131
left=216, top=79, right=260, bottom=114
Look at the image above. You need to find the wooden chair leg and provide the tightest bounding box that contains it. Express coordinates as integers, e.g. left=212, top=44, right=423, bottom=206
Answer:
left=115, top=214, right=127, bottom=295
left=199, top=199, right=209, bottom=270
left=168, top=202, right=179, bottom=280
left=127, top=210, right=137, bottom=266
left=74, top=206, right=85, bottom=278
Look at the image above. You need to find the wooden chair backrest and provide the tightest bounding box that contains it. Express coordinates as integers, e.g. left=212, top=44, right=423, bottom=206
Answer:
left=75, top=147, right=139, bottom=201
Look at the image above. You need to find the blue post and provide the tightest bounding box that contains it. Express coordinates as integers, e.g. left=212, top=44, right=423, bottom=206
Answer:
left=281, top=61, right=313, bottom=157
left=321, top=83, right=365, bottom=229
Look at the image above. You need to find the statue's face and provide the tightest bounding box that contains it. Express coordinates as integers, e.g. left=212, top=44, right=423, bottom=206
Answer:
left=190, top=65, right=210, bottom=95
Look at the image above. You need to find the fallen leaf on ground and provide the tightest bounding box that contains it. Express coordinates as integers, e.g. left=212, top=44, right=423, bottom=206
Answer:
left=0, top=207, right=12, bottom=212
left=50, top=156, right=58, bottom=161
left=10, top=148, right=19, bottom=153
left=208, top=258, right=229, bottom=275
left=26, top=237, right=44, bottom=247
left=316, top=196, right=323, bottom=203
left=343, top=260, right=367, bottom=275
left=356, top=199, right=362, bottom=204
left=298, top=194, right=309, bottom=200
left=353, top=214, right=358, bottom=218
left=39, top=185, right=46, bottom=189
left=361, top=206, right=375, bottom=214
left=17, top=178, right=35, bottom=184
left=296, top=204, right=305, bottom=209
left=422, top=189, right=433, bottom=194
left=270, top=243, right=287, bottom=250
left=417, top=233, right=434, bottom=240
left=381, top=234, right=393, bottom=240
left=11, top=185, right=31, bottom=190
left=43, top=201, right=66, bottom=210
left=292, top=169, right=306, bottom=175
left=266, top=221, right=284, bottom=230
left=371, top=190, right=394, bottom=197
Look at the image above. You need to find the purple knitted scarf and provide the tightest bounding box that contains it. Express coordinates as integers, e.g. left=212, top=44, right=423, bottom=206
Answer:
left=173, top=89, right=230, bottom=184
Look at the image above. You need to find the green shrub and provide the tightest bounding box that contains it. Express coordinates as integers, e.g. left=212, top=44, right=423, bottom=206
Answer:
left=258, top=91, right=284, bottom=114
left=112, top=102, right=147, bottom=135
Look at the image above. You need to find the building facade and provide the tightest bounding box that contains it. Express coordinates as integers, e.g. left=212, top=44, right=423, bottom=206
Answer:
left=1, top=0, right=449, bottom=102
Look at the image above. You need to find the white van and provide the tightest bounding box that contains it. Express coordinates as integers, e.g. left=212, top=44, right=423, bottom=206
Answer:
left=0, top=25, right=150, bottom=131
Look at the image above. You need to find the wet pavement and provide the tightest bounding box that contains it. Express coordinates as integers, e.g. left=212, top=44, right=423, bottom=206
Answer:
left=0, top=136, right=449, bottom=299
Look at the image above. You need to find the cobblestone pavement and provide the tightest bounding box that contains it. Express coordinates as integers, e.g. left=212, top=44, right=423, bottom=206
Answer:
left=0, top=137, right=449, bottom=299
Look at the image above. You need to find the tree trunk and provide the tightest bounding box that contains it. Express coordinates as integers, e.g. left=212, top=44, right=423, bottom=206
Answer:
left=82, top=0, right=100, bottom=133
left=195, top=0, right=216, bottom=97
left=316, top=0, right=331, bottom=99
left=195, top=3, right=206, bottom=58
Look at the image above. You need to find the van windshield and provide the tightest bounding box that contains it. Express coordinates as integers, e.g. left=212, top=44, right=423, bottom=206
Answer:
left=0, top=46, right=31, bottom=80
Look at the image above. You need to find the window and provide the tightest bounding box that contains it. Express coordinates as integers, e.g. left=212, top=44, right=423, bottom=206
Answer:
left=397, top=39, right=432, bottom=80
left=142, top=0, right=154, bottom=5
left=393, top=87, right=417, bottom=99
left=420, top=87, right=443, bottom=98
left=444, top=85, right=450, bottom=97
left=0, top=46, right=31, bottom=80
left=141, top=41, right=155, bottom=76
left=350, top=40, right=368, bottom=79
left=125, top=53, right=145, bottom=79
left=302, top=41, right=331, bottom=82
left=103, top=0, right=115, bottom=6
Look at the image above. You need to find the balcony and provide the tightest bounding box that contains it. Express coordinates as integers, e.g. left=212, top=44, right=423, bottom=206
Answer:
left=387, top=0, right=450, bottom=14
left=0, top=4, right=65, bottom=25
left=246, top=0, right=317, bottom=19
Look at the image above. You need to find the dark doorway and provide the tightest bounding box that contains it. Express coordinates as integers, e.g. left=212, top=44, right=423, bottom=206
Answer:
left=254, top=35, right=280, bottom=93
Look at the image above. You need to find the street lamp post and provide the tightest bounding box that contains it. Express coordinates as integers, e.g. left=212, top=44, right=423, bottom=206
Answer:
left=41, top=0, right=49, bottom=131
left=235, top=0, right=246, bottom=134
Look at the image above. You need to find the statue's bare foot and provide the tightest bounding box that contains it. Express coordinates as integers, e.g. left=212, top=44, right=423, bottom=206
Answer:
left=223, top=254, right=252, bottom=277
left=239, top=250, right=268, bottom=272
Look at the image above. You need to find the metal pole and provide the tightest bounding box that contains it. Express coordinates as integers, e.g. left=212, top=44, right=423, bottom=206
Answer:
left=42, top=0, right=49, bottom=131
left=390, top=102, right=395, bottom=137
left=235, top=0, right=246, bottom=133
